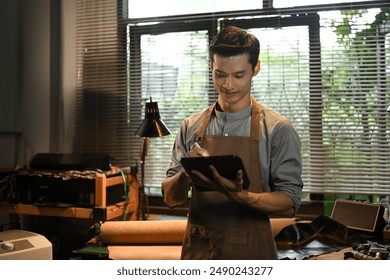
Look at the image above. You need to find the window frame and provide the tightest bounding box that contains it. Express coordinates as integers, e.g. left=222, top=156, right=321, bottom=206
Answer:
left=124, top=3, right=390, bottom=196
left=220, top=14, right=323, bottom=193
left=127, top=13, right=324, bottom=194
left=77, top=1, right=390, bottom=206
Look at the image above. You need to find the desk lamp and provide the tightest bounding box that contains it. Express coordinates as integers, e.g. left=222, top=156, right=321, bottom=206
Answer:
left=135, top=97, right=171, bottom=220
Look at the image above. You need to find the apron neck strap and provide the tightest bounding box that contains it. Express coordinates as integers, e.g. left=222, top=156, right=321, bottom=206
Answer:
left=196, top=96, right=261, bottom=143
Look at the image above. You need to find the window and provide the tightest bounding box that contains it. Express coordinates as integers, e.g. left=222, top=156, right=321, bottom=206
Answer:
left=273, top=0, right=378, bottom=8
left=128, top=24, right=212, bottom=195
left=127, top=0, right=262, bottom=19
left=75, top=1, right=390, bottom=201
left=317, top=9, right=390, bottom=195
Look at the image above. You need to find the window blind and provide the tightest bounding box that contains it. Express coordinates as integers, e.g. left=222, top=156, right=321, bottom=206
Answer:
left=313, top=9, right=390, bottom=195
left=228, top=9, right=390, bottom=195
left=74, top=0, right=131, bottom=165
left=127, top=22, right=214, bottom=195
left=75, top=0, right=390, bottom=197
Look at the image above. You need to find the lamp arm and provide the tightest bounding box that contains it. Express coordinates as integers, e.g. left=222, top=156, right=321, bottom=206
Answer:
left=140, top=137, right=150, bottom=162
left=138, top=137, right=150, bottom=220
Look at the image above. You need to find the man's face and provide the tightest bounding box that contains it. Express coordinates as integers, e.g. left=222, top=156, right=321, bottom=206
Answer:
left=210, top=53, right=260, bottom=112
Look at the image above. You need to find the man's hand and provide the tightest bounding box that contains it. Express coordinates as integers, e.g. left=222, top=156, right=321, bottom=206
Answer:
left=188, top=165, right=245, bottom=194
left=187, top=142, right=210, bottom=157
left=185, top=143, right=253, bottom=203
left=187, top=163, right=295, bottom=216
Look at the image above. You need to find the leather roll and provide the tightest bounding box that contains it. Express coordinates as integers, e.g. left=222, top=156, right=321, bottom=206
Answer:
left=100, top=220, right=187, bottom=245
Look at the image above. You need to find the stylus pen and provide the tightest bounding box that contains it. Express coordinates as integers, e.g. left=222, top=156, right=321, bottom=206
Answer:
left=191, top=142, right=210, bottom=157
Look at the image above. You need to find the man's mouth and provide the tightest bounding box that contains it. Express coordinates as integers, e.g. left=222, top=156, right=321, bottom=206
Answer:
left=222, top=91, right=237, bottom=95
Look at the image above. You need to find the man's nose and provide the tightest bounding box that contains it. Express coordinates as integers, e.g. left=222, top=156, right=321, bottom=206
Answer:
left=222, top=77, right=233, bottom=89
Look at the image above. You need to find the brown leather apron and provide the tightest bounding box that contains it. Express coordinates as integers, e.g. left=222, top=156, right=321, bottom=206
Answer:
left=181, top=98, right=278, bottom=260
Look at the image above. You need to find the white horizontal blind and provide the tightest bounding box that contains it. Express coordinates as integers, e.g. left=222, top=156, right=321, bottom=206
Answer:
left=75, top=0, right=390, bottom=196
left=312, top=9, right=390, bottom=194
left=244, top=9, right=390, bottom=195
left=274, top=0, right=377, bottom=8
left=127, top=28, right=211, bottom=195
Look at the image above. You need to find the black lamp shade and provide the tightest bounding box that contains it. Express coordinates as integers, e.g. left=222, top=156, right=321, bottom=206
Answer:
left=135, top=98, right=171, bottom=137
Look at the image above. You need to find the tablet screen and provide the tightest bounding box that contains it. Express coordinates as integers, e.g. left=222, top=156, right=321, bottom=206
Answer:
left=180, top=155, right=250, bottom=191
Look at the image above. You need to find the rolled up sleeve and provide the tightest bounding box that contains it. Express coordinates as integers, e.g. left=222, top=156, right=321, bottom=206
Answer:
left=260, top=116, right=304, bottom=212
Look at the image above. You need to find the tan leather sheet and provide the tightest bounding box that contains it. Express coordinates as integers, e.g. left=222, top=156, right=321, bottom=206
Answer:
left=101, top=218, right=300, bottom=260
left=107, top=245, right=182, bottom=260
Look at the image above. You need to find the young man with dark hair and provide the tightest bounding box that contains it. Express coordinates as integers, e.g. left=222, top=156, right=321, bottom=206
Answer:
left=162, top=26, right=303, bottom=260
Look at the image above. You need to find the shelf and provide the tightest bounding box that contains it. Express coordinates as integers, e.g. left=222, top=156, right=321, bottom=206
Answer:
left=0, top=171, right=139, bottom=221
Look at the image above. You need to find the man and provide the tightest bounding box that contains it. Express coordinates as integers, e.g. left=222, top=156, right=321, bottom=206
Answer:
left=161, top=26, right=303, bottom=259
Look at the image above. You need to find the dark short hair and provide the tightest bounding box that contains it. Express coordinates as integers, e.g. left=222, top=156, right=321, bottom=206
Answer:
left=209, top=26, right=260, bottom=71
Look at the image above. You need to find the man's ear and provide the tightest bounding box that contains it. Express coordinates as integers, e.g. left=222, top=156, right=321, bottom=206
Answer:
left=253, top=60, right=261, bottom=76
left=209, top=61, right=213, bottom=71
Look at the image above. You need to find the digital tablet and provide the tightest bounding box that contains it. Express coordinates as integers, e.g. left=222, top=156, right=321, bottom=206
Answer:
left=180, top=155, right=250, bottom=192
